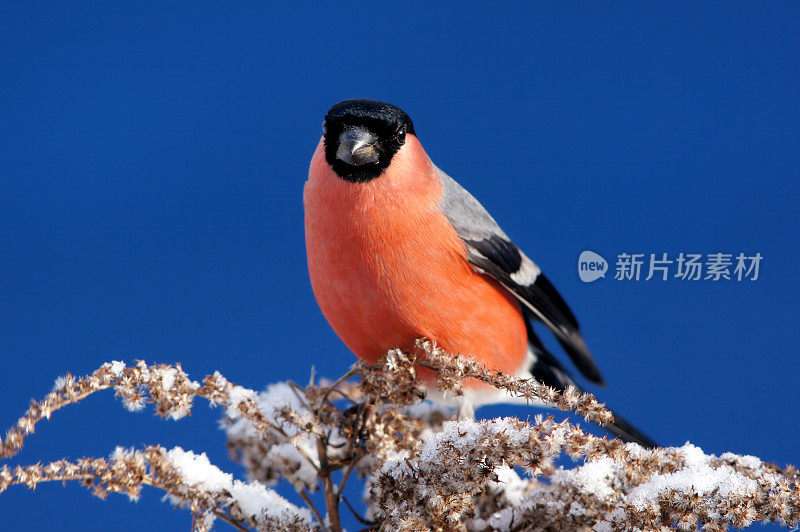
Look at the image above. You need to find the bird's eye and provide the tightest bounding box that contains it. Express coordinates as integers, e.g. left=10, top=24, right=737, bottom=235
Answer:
left=322, top=122, right=327, bottom=135
left=395, top=127, right=406, bottom=143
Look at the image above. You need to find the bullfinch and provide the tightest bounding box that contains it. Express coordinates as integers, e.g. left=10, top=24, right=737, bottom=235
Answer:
left=304, top=99, right=656, bottom=448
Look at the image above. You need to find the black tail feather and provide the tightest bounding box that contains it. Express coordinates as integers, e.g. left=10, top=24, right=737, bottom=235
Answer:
left=525, top=320, right=658, bottom=448
left=603, top=409, right=659, bottom=449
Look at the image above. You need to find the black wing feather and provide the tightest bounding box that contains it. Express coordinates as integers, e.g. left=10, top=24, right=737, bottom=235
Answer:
left=467, top=244, right=606, bottom=386
left=468, top=235, right=522, bottom=275
left=437, top=169, right=655, bottom=446
left=437, top=167, right=605, bottom=385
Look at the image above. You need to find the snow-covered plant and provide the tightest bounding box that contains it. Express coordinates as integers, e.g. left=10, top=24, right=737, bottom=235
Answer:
left=1, top=341, right=798, bottom=531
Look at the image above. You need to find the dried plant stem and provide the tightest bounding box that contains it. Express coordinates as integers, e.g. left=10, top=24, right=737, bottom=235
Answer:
left=316, top=436, right=342, bottom=532
left=0, top=370, right=118, bottom=459
left=414, top=339, right=614, bottom=425
left=321, top=365, right=360, bottom=404
left=335, top=458, right=358, bottom=499
left=299, top=488, right=327, bottom=532
left=1, top=345, right=799, bottom=531
left=247, top=409, right=320, bottom=474
left=212, top=510, right=250, bottom=532
left=0, top=449, right=255, bottom=532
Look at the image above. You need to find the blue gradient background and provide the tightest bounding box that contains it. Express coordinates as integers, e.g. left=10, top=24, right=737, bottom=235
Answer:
left=1, top=3, right=798, bottom=530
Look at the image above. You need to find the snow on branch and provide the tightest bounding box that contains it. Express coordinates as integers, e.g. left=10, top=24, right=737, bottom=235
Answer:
left=0, top=345, right=798, bottom=531
left=0, top=445, right=310, bottom=532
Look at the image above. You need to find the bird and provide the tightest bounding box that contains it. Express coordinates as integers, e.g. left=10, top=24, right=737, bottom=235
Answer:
left=304, top=98, right=656, bottom=448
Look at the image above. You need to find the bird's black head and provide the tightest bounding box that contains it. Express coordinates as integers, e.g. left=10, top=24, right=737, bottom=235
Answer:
left=323, top=99, right=415, bottom=183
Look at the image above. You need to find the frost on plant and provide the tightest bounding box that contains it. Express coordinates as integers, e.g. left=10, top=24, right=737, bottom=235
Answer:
left=1, top=343, right=799, bottom=531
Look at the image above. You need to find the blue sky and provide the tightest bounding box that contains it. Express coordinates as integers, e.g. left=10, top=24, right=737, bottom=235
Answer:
left=1, top=3, right=798, bottom=530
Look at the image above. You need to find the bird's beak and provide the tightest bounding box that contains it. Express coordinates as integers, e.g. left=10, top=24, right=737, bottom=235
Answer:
left=336, top=127, right=379, bottom=166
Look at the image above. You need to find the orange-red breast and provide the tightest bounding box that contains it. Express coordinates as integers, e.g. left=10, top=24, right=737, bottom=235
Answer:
left=304, top=99, right=655, bottom=447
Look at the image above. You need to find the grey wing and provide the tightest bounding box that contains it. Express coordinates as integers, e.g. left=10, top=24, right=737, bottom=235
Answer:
left=436, top=167, right=606, bottom=386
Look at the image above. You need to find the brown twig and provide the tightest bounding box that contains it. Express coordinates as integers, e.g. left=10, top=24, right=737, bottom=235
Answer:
left=299, top=488, right=327, bottom=532
left=321, top=365, right=360, bottom=404
left=316, top=436, right=342, bottom=532
left=342, top=495, right=375, bottom=527
left=212, top=510, right=250, bottom=532
left=335, top=457, right=359, bottom=499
